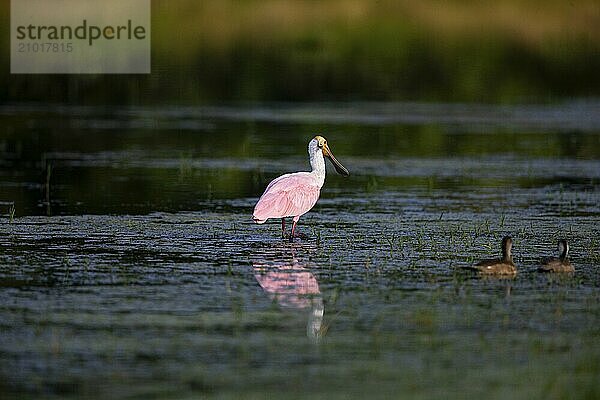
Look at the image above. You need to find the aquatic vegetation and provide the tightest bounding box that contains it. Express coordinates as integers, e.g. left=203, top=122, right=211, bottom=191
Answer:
left=8, top=203, right=15, bottom=223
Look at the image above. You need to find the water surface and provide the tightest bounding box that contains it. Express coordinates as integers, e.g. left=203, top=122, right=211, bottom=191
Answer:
left=1, top=103, right=599, bottom=399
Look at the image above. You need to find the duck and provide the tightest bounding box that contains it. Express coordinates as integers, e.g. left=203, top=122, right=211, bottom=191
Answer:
left=538, top=239, right=573, bottom=273
left=464, top=236, right=517, bottom=275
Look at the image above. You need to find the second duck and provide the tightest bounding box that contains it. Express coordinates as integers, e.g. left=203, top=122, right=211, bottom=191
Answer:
left=465, top=236, right=517, bottom=275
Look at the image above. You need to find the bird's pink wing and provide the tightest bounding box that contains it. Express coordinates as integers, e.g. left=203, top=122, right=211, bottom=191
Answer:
left=253, top=173, right=321, bottom=222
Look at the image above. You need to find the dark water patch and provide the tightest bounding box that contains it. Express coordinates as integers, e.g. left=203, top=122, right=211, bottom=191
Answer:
left=3, top=102, right=600, bottom=132
left=2, top=103, right=600, bottom=216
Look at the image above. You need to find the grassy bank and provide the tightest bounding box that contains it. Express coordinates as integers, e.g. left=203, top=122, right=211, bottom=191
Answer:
left=1, top=0, right=599, bottom=104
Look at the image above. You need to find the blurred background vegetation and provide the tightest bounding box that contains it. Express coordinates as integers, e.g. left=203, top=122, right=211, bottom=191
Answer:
left=1, top=0, right=599, bottom=105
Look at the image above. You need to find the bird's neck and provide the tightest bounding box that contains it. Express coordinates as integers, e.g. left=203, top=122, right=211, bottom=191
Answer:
left=559, top=244, right=569, bottom=260
left=502, top=247, right=512, bottom=262
left=309, top=149, right=326, bottom=186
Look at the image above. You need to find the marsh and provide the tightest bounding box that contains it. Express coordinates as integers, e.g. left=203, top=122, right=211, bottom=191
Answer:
left=1, top=103, right=599, bottom=398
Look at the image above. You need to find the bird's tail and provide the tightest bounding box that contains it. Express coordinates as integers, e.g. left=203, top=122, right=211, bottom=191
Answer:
left=252, top=216, right=267, bottom=224
left=252, top=199, right=271, bottom=224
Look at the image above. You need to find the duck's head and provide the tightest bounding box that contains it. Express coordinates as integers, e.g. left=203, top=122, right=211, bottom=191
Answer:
left=557, top=239, right=570, bottom=259
left=311, top=135, right=349, bottom=176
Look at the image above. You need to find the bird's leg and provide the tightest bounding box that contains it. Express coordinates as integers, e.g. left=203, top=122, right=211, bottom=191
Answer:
left=281, top=218, right=286, bottom=239
left=289, top=216, right=300, bottom=242
left=289, top=220, right=298, bottom=242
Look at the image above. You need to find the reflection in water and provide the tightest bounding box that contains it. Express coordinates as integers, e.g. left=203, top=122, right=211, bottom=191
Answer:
left=253, top=246, right=324, bottom=340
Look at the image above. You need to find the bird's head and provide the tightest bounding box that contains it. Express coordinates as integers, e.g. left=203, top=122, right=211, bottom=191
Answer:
left=312, top=135, right=349, bottom=176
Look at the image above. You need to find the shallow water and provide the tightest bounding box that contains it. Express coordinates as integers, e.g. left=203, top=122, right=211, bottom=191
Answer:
left=1, top=103, right=600, bottom=399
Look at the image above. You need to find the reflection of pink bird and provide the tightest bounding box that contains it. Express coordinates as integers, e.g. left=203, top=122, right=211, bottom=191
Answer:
left=253, top=136, right=349, bottom=241
left=254, top=264, right=320, bottom=309
left=253, top=255, right=326, bottom=339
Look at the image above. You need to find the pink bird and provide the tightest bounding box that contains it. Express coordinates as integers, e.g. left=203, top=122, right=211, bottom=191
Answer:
left=253, top=135, right=349, bottom=241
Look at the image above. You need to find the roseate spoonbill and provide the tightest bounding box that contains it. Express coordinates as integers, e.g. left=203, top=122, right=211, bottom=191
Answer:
left=538, top=239, right=573, bottom=273
left=253, top=135, right=349, bottom=241
left=463, top=236, right=517, bottom=275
